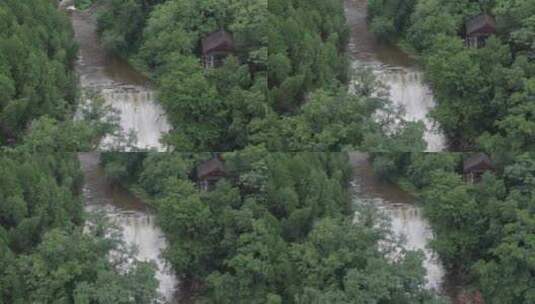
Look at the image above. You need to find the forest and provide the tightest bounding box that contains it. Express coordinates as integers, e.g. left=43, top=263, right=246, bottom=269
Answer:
left=0, top=0, right=77, bottom=145
left=0, top=153, right=161, bottom=303
left=95, top=0, right=427, bottom=151
left=0, top=2, right=161, bottom=303
left=0, top=0, right=532, bottom=151
left=100, top=151, right=445, bottom=303
left=0, top=0, right=533, bottom=303
left=0, top=0, right=122, bottom=150
left=371, top=151, right=535, bottom=303
left=368, top=0, right=535, bottom=151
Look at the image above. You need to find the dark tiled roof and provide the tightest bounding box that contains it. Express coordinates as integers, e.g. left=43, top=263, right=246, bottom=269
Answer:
left=201, top=29, right=234, bottom=55
left=463, top=153, right=493, bottom=172
left=466, top=14, right=496, bottom=36
left=197, top=157, right=225, bottom=179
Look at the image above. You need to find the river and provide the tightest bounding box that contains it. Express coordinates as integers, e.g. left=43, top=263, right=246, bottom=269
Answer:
left=350, top=153, right=445, bottom=292
left=345, top=0, right=446, bottom=152
left=69, top=0, right=448, bottom=301
left=79, top=152, right=178, bottom=302
left=63, top=1, right=170, bottom=151
left=79, top=151, right=446, bottom=301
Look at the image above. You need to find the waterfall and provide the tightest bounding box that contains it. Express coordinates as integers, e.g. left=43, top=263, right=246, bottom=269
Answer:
left=349, top=152, right=445, bottom=291
left=345, top=0, right=446, bottom=152
left=99, top=86, right=170, bottom=151
left=378, top=68, right=446, bottom=151
left=379, top=204, right=445, bottom=290
left=70, top=6, right=170, bottom=151
left=80, top=153, right=178, bottom=302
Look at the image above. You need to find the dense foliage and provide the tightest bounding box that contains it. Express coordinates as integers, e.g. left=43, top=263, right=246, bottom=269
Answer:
left=96, top=0, right=426, bottom=151
left=97, top=0, right=269, bottom=151
left=0, top=153, right=160, bottom=303
left=372, top=152, right=535, bottom=303
left=0, top=0, right=120, bottom=149
left=0, top=0, right=78, bottom=145
left=368, top=0, right=535, bottom=150
left=268, top=0, right=349, bottom=111
left=96, top=0, right=166, bottom=56
left=368, top=0, right=417, bottom=42
left=101, top=151, right=445, bottom=303
left=0, top=8, right=161, bottom=303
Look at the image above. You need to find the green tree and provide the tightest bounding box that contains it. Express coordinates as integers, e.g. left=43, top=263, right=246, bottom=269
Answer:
left=0, top=0, right=78, bottom=145
left=117, top=152, right=443, bottom=302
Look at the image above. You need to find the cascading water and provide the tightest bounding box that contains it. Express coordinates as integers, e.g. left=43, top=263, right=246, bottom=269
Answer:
left=345, top=0, right=446, bottom=152
left=67, top=1, right=170, bottom=151
left=344, top=1, right=447, bottom=291
left=378, top=69, right=445, bottom=151
left=98, top=88, right=170, bottom=150
left=350, top=153, right=445, bottom=291
left=380, top=204, right=444, bottom=290
left=79, top=153, right=178, bottom=302
left=63, top=1, right=177, bottom=300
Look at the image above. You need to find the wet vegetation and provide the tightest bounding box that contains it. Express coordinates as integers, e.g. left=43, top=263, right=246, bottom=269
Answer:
left=101, top=151, right=446, bottom=303
left=372, top=151, right=535, bottom=303
left=0, top=0, right=77, bottom=145
left=369, top=0, right=535, bottom=151
left=0, top=2, right=161, bottom=302
left=0, top=153, right=160, bottom=303
left=95, top=0, right=427, bottom=151
left=0, top=0, right=119, bottom=149
left=0, top=0, right=533, bottom=303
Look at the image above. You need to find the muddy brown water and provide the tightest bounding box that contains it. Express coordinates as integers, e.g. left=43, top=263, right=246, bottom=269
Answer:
left=345, top=3, right=448, bottom=291
left=349, top=153, right=446, bottom=293
left=68, top=0, right=450, bottom=300
left=79, top=151, right=447, bottom=301
left=63, top=1, right=170, bottom=150
left=79, top=152, right=179, bottom=302
left=345, top=0, right=446, bottom=152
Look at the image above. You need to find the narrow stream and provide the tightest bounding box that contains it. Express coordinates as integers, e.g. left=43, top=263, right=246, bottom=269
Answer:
left=345, top=0, right=446, bottom=152
left=63, top=1, right=170, bottom=150
left=79, top=153, right=178, bottom=302
left=349, top=153, right=445, bottom=292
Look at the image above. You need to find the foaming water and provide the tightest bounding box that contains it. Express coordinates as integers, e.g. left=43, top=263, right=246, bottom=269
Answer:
left=345, top=0, right=445, bottom=151
left=99, top=88, right=170, bottom=150
left=79, top=152, right=178, bottom=302
left=378, top=68, right=445, bottom=151
left=66, top=2, right=170, bottom=151
left=349, top=152, right=445, bottom=291
left=381, top=204, right=444, bottom=290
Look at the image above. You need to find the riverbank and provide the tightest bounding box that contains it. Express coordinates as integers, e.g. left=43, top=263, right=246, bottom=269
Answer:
left=98, top=153, right=443, bottom=301
left=345, top=0, right=446, bottom=152
left=63, top=1, right=170, bottom=150
left=93, top=152, right=448, bottom=302
left=365, top=152, right=502, bottom=303
left=78, top=152, right=179, bottom=302
left=353, top=153, right=483, bottom=303
left=349, top=153, right=446, bottom=293
left=95, top=154, right=201, bottom=304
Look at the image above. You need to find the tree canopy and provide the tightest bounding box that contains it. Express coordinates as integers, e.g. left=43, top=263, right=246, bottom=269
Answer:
left=369, top=0, right=535, bottom=150
left=0, top=0, right=78, bottom=145
left=101, top=151, right=445, bottom=303
left=0, top=1, right=122, bottom=150
left=96, top=0, right=426, bottom=151
left=372, top=151, right=535, bottom=303
left=0, top=153, right=160, bottom=304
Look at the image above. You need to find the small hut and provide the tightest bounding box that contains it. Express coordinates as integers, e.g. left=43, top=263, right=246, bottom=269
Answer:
left=463, top=153, right=494, bottom=184
left=196, top=156, right=226, bottom=191
left=201, top=29, right=234, bottom=68
left=465, top=14, right=496, bottom=48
